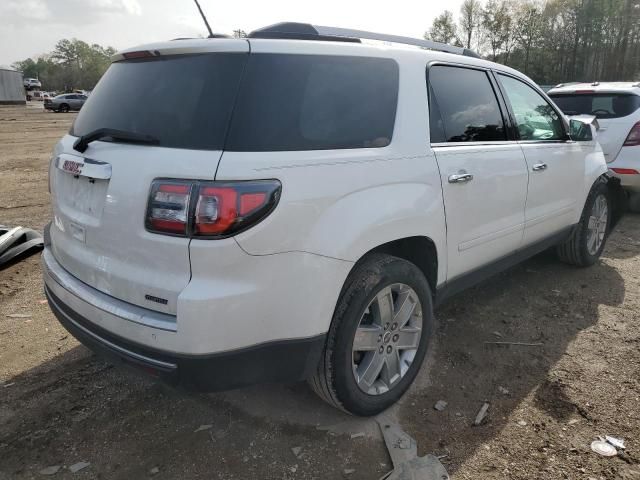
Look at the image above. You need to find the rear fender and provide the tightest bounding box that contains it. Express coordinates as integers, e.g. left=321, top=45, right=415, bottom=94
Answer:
left=303, top=182, right=447, bottom=287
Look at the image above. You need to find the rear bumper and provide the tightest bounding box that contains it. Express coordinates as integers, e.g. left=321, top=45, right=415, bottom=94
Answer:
left=42, top=242, right=327, bottom=391
left=45, top=285, right=325, bottom=390
left=609, top=147, right=640, bottom=192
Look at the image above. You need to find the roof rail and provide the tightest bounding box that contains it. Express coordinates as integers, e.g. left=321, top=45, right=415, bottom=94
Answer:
left=248, top=22, right=481, bottom=58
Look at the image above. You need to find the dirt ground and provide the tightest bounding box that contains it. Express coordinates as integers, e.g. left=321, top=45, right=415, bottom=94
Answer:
left=1, top=104, right=639, bottom=480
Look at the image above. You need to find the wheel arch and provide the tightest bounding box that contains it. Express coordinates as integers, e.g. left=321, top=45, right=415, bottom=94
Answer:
left=345, top=236, right=439, bottom=296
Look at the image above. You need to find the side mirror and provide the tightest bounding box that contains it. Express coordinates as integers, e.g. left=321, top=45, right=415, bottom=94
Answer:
left=569, top=115, right=599, bottom=141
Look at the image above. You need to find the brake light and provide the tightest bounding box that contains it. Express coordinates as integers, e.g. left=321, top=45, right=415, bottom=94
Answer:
left=623, top=122, right=640, bottom=147
left=146, top=179, right=281, bottom=238
left=611, top=168, right=639, bottom=175
left=122, top=50, right=155, bottom=59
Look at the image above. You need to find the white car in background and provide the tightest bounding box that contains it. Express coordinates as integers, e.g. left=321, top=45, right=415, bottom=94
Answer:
left=549, top=83, right=640, bottom=209
left=23, top=77, right=42, bottom=89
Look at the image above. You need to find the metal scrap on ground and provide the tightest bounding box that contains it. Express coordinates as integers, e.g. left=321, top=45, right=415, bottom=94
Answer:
left=376, top=419, right=449, bottom=480
left=0, top=225, right=43, bottom=268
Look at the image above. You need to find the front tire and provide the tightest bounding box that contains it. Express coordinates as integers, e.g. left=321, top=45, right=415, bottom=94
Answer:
left=557, top=179, right=611, bottom=267
left=59, top=103, right=70, bottom=113
left=309, top=254, right=434, bottom=416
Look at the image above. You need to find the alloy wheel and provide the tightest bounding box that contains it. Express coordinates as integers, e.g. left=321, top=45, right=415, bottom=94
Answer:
left=586, top=194, right=608, bottom=255
left=352, top=283, right=423, bottom=395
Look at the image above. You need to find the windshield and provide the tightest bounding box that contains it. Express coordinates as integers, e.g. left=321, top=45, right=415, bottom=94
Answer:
left=71, top=53, right=247, bottom=150
left=549, top=93, right=640, bottom=119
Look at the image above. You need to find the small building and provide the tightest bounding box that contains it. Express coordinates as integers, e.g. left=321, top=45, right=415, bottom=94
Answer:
left=0, top=67, right=26, bottom=105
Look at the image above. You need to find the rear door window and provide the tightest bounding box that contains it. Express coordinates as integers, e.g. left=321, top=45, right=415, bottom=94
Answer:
left=549, top=93, right=640, bottom=119
left=498, top=74, right=565, bottom=141
left=428, top=65, right=506, bottom=143
left=225, top=54, right=399, bottom=151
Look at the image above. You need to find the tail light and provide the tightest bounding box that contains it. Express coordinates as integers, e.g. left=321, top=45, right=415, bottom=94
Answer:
left=146, top=179, right=281, bottom=238
left=623, top=122, right=640, bottom=147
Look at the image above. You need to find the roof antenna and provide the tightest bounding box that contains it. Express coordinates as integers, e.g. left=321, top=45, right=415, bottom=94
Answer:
left=193, top=0, right=214, bottom=38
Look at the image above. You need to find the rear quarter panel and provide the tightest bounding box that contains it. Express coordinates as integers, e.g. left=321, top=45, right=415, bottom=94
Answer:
left=215, top=48, right=447, bottom=287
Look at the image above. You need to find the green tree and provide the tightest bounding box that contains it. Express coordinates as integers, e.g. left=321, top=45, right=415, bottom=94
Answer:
left=426, top=10, right=460, bottom=45
left=460, top=0, right=483, bottom=49
left=481, top=0, right=514, bottom=60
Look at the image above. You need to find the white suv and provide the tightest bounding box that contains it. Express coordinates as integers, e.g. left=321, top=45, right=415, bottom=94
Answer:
left=43, top=23, right=624, bottom=416
left=549, top=82, right=640, bottom=208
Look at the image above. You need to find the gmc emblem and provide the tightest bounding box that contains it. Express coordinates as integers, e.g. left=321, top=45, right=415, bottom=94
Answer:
left=62, top=160, right=83, bottom=175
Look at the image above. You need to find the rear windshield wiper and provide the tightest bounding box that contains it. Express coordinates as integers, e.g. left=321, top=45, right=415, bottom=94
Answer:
left=73, top=128, right=160, bottom=153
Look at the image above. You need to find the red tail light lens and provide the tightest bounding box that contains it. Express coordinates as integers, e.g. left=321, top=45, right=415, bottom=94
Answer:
left=623, top=122, right=640, bottom=147
left=146, top=179, right=280, bottom=238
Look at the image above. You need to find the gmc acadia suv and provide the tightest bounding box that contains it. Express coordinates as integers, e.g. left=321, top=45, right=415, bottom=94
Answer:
left=43, top=23, right=623, bottom=416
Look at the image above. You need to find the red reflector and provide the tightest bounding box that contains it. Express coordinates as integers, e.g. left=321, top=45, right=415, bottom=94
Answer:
left=123, top=50, right=154, bottom=59
left=195, top=187, right=238, bottom=234
left=611, top=168, right=639, bottom=175
left=240, top=192, right=267, bottom=216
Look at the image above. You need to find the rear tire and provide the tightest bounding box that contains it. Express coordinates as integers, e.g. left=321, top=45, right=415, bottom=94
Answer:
left=557, top=179, right=611, bottom=267
left=309, top=254, right=434, bottom=416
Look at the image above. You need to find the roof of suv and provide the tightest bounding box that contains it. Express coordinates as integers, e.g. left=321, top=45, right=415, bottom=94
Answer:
left=549, top=82, right=640, bottom=95
left=112, top=36, right=529, bottom=82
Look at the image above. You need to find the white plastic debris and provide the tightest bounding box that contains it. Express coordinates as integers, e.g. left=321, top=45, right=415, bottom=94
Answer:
left=194, top=424, right=213, bottom=433
left=591, top=440, right=618, bottom=457
left=350, top=432, right=365, bottom=439
left=69, top=461, right=90, bottom=473
left=434, top=400, right=448, bottom=411
left=39, top=466, right=61, bottom=475
left=291, top=446, right=302, bottom=458
left=474, top=403, right=490, bottom=426
left=605, top=436, right=625, bottom=450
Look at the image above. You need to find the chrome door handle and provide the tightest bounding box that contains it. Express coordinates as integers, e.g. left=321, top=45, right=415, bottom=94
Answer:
left=448, top=173, right=474, bottom=184
left=532, top=163, right=548, bottom=171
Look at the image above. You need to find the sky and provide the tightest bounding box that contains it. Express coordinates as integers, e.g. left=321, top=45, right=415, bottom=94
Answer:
left=0, top=0, right=464, bottom=67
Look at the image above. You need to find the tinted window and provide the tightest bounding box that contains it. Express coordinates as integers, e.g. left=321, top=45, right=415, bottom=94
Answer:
left=225, top=54, right=399, bottom=151
left=71, top=53, right=247, bottom=150
left=498, top=74, right=564, bottom=141
left=428, top=65, right=506, bottom=143
left=549, top=93, right=640, bottom=119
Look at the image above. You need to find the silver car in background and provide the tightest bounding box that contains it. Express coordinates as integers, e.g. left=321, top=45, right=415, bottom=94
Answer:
left=45, top=93, right=88, bottom=113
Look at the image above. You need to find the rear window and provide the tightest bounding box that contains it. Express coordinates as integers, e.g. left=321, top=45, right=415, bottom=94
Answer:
left=549, top=93, right=640, bottom=119
left=71, top=53, right=247, bottom=150
left=225, top=54, right=399, bottom=151
left=72, top=53, right=399, bottom=152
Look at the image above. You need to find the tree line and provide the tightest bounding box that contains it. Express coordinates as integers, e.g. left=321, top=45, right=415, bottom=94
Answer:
left=12, top=3, right=640, bottom=92
left=13, top=39, right=116, bottom=92
left=426, top=0, right=640, bottom=84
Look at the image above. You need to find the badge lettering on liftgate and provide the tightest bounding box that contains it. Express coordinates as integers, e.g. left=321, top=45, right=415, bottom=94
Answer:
left=62, top=160, right=83, bottom=175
